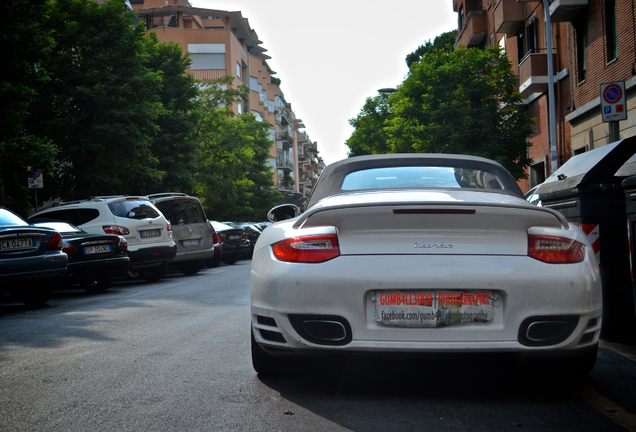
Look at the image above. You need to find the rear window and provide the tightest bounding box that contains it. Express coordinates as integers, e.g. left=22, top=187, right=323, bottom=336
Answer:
left=341, top=166, right=504, bottom=191
left=0, top=209, right=28, bottom=226
left=30, top=208, right=100, bottom=225
left=108, top=200, right=161, bottom=219
left=155, top=199, right=206, bottom=225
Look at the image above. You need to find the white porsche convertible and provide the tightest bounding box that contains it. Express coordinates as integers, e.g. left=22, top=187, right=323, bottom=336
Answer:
left=250, top=154, right=602, bottom=375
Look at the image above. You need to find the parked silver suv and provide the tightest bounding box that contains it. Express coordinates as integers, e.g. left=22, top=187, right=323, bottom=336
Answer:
left=29, top=196, right=176, bottom=281
left=147, top=193, right=215, bottom=275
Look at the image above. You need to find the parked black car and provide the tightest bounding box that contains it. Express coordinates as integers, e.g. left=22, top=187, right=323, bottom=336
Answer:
left=210, top=221, right=250, bottom=265
left=0, top=207, right=67, bottom=306
left=31, top=221, right=130, bottom=293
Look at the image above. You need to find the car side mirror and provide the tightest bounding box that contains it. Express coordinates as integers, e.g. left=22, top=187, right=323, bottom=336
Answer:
left=267, top=204, right=300, bottom=222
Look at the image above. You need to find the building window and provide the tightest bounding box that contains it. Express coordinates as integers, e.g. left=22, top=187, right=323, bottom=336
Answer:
left=490, top=33, right=494, bottom=46
left=526, top=16, right=537, bottom=54
left=605, top=0, right=618, bottom=62
left=459, top=5, right=464, bottom=29
left=236, top=62, right=241, bottom=78
left=575, top=18, right=588, bottom=82
left=237, top=101, right=242, bottom=114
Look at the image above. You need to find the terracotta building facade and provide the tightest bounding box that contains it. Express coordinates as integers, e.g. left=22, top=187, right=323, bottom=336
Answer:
left=130, top=0, right=324, bottom=205
left=452, top=0, right=636, bottom=193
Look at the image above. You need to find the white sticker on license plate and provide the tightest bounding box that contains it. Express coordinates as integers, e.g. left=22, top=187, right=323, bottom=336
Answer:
left=140, top=229, right=161, bottom=238
left=371, top=291, right=499, bottom=328
left=229, top=235, right=240, bottom=240
left=84, top=245, right=112, bottom=254
left=182, top=239, right=201, bottom=247
left=0, top=238, right=36, bottom=251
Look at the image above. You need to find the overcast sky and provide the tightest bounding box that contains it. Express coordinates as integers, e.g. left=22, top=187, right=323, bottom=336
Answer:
left=191, top=0, right=458, bottom=166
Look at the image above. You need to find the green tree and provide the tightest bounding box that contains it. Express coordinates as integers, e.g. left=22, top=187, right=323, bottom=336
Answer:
left=0, top=0, right=58, bottom=213
left=26, top=0, right=166, bottom=200
left=142, top=34, right=200, bottom=194
left=345, top=92, right=392, bottom=157
left=193, top=77, right=281, bottom=221
left=405, top=30, right=458, bottom=69
left=386, top=45, right=533, bottom=179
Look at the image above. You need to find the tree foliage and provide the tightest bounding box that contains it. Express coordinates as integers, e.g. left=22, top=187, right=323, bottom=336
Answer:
left=405, top=30, right=458, bottom=69
left=192, top=77, right=282, bottom=221
left=345, top=92, right=392, bottom=157
left=0, top=0, right=58, bottom=212
left=387, top=45, right=533, bottom=179
left=345, top=44, right=533, bottom=180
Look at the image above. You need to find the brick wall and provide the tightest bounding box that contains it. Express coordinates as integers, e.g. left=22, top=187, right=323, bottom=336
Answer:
left=571, top=0, right=636, bottom=110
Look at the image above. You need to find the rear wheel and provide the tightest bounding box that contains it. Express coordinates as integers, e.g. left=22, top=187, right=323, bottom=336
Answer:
left=251, top=328, right=280, bottom=375
left=207, top=256, right=222, bottom=268
left=141, top=263, right=166, bottom=282
left=20, top=286, right=51, bottom=307
left=222, top=255, right=238, bottom=265
left=179, top=260, right=205, bottom=276
left=568, top=344, right=598, bottom=376
left=81, top=276, right=113, bottom=294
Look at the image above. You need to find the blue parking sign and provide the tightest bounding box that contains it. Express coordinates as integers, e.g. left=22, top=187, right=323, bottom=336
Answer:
left=604, top=106, right=612, bottom=114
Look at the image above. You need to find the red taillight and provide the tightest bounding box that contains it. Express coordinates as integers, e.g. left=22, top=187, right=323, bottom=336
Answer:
left=272, top=234, right=340, bottom=263
left=243, top=232, right=249, bottom=239
left=219, top=233, right=227, bottom=242
left=167, top=222, right=172, bottom=232
left=103, top=226, right=130, bottom=235
left=212, top=231, right=220, bottom=244
left=118, top=237, right=128, bottom=251
left=528, top=234, right=585, bottom=264
left=46, top=232, right=64, bottom=250
left=62, top=242, right=77, bottom=255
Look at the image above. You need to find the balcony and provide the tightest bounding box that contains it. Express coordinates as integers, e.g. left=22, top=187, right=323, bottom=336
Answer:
left=494, top=0, right=524, bottom=35
left=187, top=69, right=226, bottom=81
left=455, top=9, right=487, bottom=48
left=276, top=157, right=293, bottom=173
left=549, top=0, right=587, bottom=22
left=518, top=51, right=557, bottom=97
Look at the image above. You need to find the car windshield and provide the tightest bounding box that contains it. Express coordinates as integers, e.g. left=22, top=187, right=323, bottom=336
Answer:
left=108, top=201, right=161, bottom=219
left=211, top=221, right=234, bottom=231
left=32, top=221, right=81, bottom=234
left=341, top=166, right=504, bottom=191
left=0, top=209, right=28, bottom=227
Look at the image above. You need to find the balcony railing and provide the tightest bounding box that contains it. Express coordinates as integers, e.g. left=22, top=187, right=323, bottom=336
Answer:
left=518, top=51, right=557, bottom=96
left=456, top=9, right=487, bottom=47
left=494, top=0, right=524, bottom=35
left=187, top=69, right=226, bottom=81
left=548, top=0, right=587, bottom=22
left=276, top=157, right=293, bottom=172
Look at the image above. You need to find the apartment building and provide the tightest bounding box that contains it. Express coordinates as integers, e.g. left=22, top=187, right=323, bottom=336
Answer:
left=130, top=0, right=323, bottom=203
left=452, top=0, right=636, bottom=193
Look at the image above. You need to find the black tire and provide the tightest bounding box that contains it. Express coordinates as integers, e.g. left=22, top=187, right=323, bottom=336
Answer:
left=207, top=256, right=222, bottom=268
left=20, top=287, right=51, bottom=307
left=141, top=263, right=166, bottom=282
left=179, top=260, right=205, bottom=276
left=251, top=328, right=279, bottom=375
left=81, top=276, right=113, bottom=294
left=222, top=255, right=238, bottom=265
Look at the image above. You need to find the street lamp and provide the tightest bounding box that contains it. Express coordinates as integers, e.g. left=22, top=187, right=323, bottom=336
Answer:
left=542, top=0, right=558, bottom=174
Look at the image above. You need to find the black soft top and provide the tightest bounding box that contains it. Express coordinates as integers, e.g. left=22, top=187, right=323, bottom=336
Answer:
left=305, top=154, right=523, bottom=209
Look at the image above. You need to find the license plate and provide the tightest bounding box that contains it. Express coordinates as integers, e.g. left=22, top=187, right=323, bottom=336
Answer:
left=229, top=235, right=240, bottom=240
left=371, top=291, right=499, bottom=328
left=84, top=245, right=112, bottom=254
left=140, top=229, right=161, bottom=238
left=0, top=238, right=36, bottom=251
left=182, top=239, right=201, bottom=247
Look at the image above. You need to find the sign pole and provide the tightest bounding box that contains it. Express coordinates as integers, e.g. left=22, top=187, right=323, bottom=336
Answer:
left=34, top=189, right=39, bottom=213
left=542, top=0, right=558, bottom=174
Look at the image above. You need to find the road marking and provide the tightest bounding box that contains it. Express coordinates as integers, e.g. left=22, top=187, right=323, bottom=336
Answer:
left=600, top=340, right=636, bottom=362
left=576, top=387, right=636, bottom=431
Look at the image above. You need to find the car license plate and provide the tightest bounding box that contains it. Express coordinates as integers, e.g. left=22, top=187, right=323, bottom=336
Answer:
left=371, top=291, right=499, bottom=328
left=182, top=239, right=201, bottom=247
left=84, top=245, right=112, bottom=254
left=140, top=229, right=161, bottom=238
left=0, top=238, right=36, bottom=251
left=229, top=235, right=240, bottom=240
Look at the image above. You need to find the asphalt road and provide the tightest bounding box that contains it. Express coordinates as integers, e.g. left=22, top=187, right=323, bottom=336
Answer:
left=1, top=261, right=635, bottom=431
